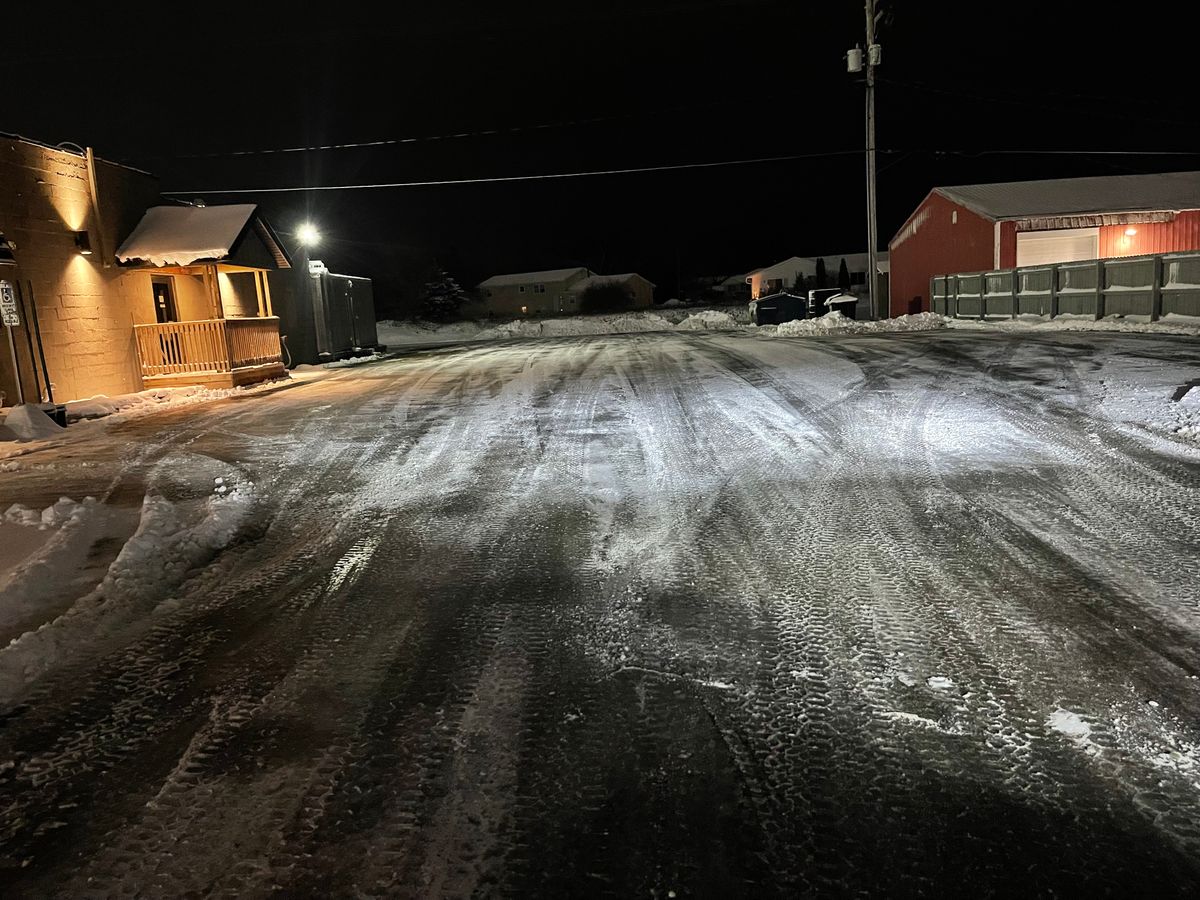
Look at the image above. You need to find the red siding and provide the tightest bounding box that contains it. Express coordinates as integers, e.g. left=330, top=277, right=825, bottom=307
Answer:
left=887, top=191, right=995, bottom=317
left=1097, top=210, right=1200, bottom=258
left=998, top=221, right=1018, bottom=268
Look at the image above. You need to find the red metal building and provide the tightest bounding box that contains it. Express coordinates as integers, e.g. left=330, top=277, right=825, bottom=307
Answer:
left=888, top=171, right=1200, bottom=317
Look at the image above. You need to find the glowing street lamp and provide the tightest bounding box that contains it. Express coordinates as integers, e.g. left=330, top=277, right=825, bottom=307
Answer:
left=297, top=222, right=320, bottom=248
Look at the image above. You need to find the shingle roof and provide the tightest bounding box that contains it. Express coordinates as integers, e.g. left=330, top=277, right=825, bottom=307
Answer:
left=478, top=267, right=589, bottom=287
left=935, top=171, right=1200, bottom=221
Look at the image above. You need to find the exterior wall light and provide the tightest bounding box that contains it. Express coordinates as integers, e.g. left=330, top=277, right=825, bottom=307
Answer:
left=74, top=230, right=93, bottom=254
left=1124, top=227, right=1138, bottom=237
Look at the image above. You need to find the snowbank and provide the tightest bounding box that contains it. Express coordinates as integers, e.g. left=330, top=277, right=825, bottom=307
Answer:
left=64, top=383, right=281, bottom=423
left=3, top=404, right=64, bottom=441
left=765, top=311, right=946, bottom=337
left=0, top=457, right=257, bottom=700
left=377, top=308, right=945, bottom=345
left=4, top=497, right=96, bottom=529
left=949, top=313, right=1200, bottom=337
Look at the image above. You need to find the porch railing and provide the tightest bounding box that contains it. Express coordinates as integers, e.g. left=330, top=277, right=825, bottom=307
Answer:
left=133, top=317, right=283, bottom=378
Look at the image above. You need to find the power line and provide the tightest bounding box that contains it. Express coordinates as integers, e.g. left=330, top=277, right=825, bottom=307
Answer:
left=162, top=146, right=1200, bottom=196
left=162, top=151, right=861, bottom=195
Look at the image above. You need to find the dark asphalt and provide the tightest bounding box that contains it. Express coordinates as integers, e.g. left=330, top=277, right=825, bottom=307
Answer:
left=1, top=330, right=1199, bottom=897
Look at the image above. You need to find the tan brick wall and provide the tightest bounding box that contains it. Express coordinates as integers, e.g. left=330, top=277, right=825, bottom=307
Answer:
left=1, top=137, right=161, bottom=404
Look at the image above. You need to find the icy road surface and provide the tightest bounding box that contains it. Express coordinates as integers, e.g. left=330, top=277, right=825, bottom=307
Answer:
left=2, top=330, right=1200, bottom=896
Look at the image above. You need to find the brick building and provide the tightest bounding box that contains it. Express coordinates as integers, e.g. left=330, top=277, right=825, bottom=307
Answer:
left=0, top=133, right=292, bottom=404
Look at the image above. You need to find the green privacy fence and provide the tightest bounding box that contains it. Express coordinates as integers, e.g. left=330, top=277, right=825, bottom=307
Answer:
left=932, top=252, right=1200, bottom=320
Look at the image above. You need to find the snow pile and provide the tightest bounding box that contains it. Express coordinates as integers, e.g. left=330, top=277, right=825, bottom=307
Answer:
left=770, top=311, right=946, bottom=337
left=0, top=458, right=257, bottom=700
left=3, top=405, right=64, bottom=441
left=65, top=384, right=273, bottom=422
left=376, top=319, right=485, bottom=347
left=377, top=308, right=943, bottom=345
left=676, top=310, right=741, bottom=331
left=1172, top=385, right=1200, bottom=439
left=478, top=312, right=680, bottom=339
left=950, top=313, right=1200, bottom=337
left=4, top=497, right=96, bottom=529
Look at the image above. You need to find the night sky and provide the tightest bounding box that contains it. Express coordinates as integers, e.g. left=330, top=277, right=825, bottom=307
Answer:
left=5, top=1, right=1199, bottom=314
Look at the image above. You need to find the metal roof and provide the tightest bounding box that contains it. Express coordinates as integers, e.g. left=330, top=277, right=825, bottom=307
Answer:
left=935, top=171, right=1200, bottom=221
left=116, top=204, right=292, bottom=268
left=478, top=267, right=590, bottom=287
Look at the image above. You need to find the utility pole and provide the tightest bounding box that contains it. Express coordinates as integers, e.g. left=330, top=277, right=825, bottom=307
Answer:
left=849, top=2, right=883, bottom=319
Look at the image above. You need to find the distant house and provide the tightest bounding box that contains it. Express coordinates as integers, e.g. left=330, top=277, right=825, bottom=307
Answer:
left=477, top=267, right=592, bottom=316
left=746, top=257, right=817, bottom=299
left=889, top=170, right=1200, bottom=316
left=568, top=272, right=655, bottom=309
left=477, top=267, right=655, bottom=316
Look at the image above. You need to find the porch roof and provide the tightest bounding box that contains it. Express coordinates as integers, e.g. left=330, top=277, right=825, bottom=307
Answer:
left=116, top=204, right=291, bottom=269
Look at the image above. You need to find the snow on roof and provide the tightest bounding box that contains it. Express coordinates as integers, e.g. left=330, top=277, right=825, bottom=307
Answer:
left=936, top=171, right=1200, bottom=221
left=568, top=272, right=656, bottom=292
left=720, top=273, right=750, bottom=287
left=478, top=267, right=590, bottom=287
left=116, top=204, right=259, bottom=267
left=747, top=256, right=814, bottom=277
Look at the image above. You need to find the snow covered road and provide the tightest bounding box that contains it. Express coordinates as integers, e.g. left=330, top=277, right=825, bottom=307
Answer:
left=2, top=330, right=1200, bottom=895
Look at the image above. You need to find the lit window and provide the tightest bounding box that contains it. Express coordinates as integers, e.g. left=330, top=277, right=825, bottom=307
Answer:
left=519, top=285, right=526, bottom=293
left=521, top=305, right=528, bottom=314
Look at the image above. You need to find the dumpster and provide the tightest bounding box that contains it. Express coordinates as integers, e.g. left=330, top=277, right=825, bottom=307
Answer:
left=750, top=292, right=807, bottom=325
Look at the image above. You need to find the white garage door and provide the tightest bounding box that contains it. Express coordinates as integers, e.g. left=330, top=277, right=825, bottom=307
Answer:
left=1016, top=228, right=1099, bottom=267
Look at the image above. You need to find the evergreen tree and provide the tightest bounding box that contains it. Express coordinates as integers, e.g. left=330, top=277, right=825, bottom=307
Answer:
left=420, top=269, right=471, bottom=322
left=838, top=258, right=851, bottom=292
left=815, top=258, right=828, bottom=289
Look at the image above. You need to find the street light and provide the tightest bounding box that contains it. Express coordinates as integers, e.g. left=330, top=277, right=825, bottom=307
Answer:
left=297, top=222, right=320, bottom=248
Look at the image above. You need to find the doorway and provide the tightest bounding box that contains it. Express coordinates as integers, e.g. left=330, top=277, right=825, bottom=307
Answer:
left=152, top=276, right=178, bottom=323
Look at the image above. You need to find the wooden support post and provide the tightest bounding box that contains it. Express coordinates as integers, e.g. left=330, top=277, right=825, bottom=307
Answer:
left=212, top=265, right=224, bottom=319
left=1095, top=259, right=1105, bottom=321
left=254, top=271, right=266, bottom=318
left=1010, top=270, right=1018, bottom=319
left=1049, top=266, right=1059, bottom=319
left=1150, top=255, right=1164, bottom=322
left=263, top=271, right=274, bottom=317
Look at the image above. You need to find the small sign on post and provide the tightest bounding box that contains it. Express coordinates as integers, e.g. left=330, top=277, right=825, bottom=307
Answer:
left=0, top=280, right=18, bottom=326
left=2, top=279, right=24, bottom=404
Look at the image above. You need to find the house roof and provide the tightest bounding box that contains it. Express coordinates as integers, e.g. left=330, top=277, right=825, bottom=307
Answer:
left=568, top=272, right=656, bottom=292
left=935, top=171, right=1200, bottom=221
left=478, top=267, right=590, bottom=287
left=116, top=204, right=291, bottom=268
left=747, top=256, right=815, bottom=277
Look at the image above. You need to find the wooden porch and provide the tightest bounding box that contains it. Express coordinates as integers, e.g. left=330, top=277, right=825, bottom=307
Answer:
left=133, top=317, right=286, bottom=388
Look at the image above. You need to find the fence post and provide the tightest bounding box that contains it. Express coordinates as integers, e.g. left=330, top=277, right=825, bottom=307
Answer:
left=979, top=274, right=986, bottom=321
left=1049, top=265, right=1059, bottom=319
left=1150, top=255, right=1163, bottom=322
left=1010, top=270, right=1018, bottom=319
left=1095, top=259, right=1105, bottom=321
